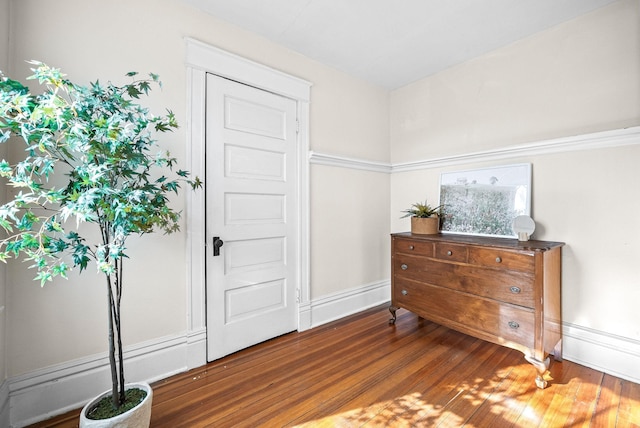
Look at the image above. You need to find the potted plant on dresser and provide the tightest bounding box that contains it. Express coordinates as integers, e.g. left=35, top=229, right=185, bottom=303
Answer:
left=401, top=199, right=442, bottom=234
left=0, top=62, right=200, bottom=427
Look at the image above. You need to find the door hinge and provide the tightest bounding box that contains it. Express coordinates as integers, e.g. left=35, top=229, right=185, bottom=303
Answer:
left=296, top=119, right=300, bottom=134
left=296, top=288, right=301, bottom=303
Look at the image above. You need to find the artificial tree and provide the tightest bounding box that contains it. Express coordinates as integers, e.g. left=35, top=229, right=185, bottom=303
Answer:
left=0, top=62, right=200, bottom=416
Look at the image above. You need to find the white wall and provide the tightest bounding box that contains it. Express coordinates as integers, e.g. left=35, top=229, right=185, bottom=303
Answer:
left=7, top=0, right=389, bottom=380
left=390, top=0, right=638, bottom=164
left=390, top=0, right=640, bottom=378
left=308, top=72, right=390, bottom=299
left=311, top=166, right=390, bottom=299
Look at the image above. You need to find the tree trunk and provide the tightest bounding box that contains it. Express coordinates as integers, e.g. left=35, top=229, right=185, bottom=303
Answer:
left=107, top=274, right=119, bottom=408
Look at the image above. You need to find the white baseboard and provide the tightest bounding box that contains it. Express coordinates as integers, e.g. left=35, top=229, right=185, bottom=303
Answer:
left=0, top=380, right=9, bottom=428
left=298, top=280, right=391, bottom=331
left=8, top=333, right=193, bottom=428
left=186, top=327, right=208, bottom=370
left=562, top=322, right=640, bottom=384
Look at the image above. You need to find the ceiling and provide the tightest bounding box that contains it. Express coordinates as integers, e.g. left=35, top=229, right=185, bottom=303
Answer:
left=183, top=0, right=618, bottom=89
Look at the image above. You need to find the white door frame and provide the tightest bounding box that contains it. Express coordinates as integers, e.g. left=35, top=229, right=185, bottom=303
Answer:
left=184, top=38, right=311, bottom=368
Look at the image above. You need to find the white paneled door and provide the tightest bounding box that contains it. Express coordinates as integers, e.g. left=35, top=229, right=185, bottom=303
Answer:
left=206, top=74, right=299, bottom=361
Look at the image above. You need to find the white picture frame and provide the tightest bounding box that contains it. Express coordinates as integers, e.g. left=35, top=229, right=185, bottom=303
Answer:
left=438, top=163, right=532, bottom=238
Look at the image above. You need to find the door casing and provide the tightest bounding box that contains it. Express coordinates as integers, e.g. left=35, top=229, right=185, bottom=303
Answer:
left=185, top=38, right=311, bottom=369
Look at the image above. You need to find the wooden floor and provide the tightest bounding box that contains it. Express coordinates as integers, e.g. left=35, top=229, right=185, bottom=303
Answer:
left=30, top=305, right=639, bottom=428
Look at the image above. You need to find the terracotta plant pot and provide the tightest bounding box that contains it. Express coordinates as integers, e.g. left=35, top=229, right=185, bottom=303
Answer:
left=79, top=382, right=153, bottom=428
left=411, top=216, right=439, bottom=235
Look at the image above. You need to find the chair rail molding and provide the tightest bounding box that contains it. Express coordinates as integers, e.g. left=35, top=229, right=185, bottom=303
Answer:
left=309, top=126, right=640, bottom=173
left=308, top=151, right=392, bottom=173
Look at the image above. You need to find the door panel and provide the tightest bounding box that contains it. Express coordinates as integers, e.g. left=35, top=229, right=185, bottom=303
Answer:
left=225, top=145, right=286, bottom=181
left=225, top=193, right=285, bottom=224
left=224, top=237, right=285, bottom=273
left=225, top=279, right=286, bottom=323
left=224, top=96, right=288, bottom=139
left=206, top=74, right=298, bottom=361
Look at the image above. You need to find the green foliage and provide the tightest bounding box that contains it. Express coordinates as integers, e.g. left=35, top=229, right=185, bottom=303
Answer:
left=0, top=61, right=200, bottom=283
left=0, top=62, right=201, bottom=409
left=401, top=199, right=442, bottom=218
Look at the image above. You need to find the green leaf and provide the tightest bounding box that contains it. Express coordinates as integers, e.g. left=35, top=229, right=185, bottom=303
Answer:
left=138, top=81, right=151, bottom=95
left=126, top=85, right=142, bottom=99
left=0, top=62, right=200, bottom=290
left=52, top=262, right=68, bottom=277
left=0, top=159, right=11, bottom=174
left=35, top=271, right=53, bottom=286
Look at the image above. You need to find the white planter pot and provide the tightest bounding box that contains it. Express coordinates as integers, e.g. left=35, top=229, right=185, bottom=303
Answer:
left=79, top=382, right=153, bottom=428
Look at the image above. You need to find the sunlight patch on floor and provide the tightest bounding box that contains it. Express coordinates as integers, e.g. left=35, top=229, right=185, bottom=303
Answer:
left=293, top=392, right=465, bottom=427
left=292, top=374, right=524, bottom=427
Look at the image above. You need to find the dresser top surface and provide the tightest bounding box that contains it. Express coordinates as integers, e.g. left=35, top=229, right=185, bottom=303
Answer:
left=392, top=232, right=564, bottom=251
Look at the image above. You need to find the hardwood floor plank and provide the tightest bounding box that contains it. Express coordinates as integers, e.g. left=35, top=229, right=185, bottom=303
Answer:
left=509, top=359, right=589, bottom=427
left=383, top=341, right=509, bottom=426
left=220, top=315, right=443, bottom=426
left=559, top=364, right=605, bottom=428
left=288, top=325, right=473, bottom=427
left=428, top=346, right=523, bottom=427
left=593, top=372, right=623, bottom=427
left=155, top=309, right=393, bottom=426
left=27, top=305, right=640, bottom=428
left=538, top=361, right=603, bottom=428
left=618, top=377, right=640, bottom=427
left=465, top=356, right=537, bottom=426
left=350, top=329, right=494, bottom=426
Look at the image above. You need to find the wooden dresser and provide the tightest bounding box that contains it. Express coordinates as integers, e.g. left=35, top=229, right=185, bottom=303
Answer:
left=390, top=232, right=564, bottom=388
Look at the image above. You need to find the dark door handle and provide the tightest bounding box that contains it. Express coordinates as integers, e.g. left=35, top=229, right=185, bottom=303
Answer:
left=213, top=236, right=224, bottom=256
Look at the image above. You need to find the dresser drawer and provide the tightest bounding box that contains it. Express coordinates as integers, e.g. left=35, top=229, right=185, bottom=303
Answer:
left=394, top=255, right=535, bottom=307
left=393, top=278, right=535, bottom=348
left=468, top=247, right=535, bottom=272
left=435, top=242, right=468, bottom=263
left=393, top=238, right=433, bottom=257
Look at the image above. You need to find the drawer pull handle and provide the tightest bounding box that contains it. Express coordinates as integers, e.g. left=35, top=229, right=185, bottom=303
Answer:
left=401, top=289, right=408, bottom=296
left=510, top=286, right=521, bottom=294
left=508, top=321, right=520, bottom=329
left=447, top=250, right=453, bottom=256
left=400, top=264, right=408, bottom=270
left=409, top=245, right=414, bottom=250
left=496, top=257, right=502, bottom=263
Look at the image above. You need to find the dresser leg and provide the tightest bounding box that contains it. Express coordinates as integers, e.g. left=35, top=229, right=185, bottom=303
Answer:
left=524, top=355, right=550, bottom=389
left=553, top=339, right=563, bottom=362
left=388, top=306, right=398, bottom=324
